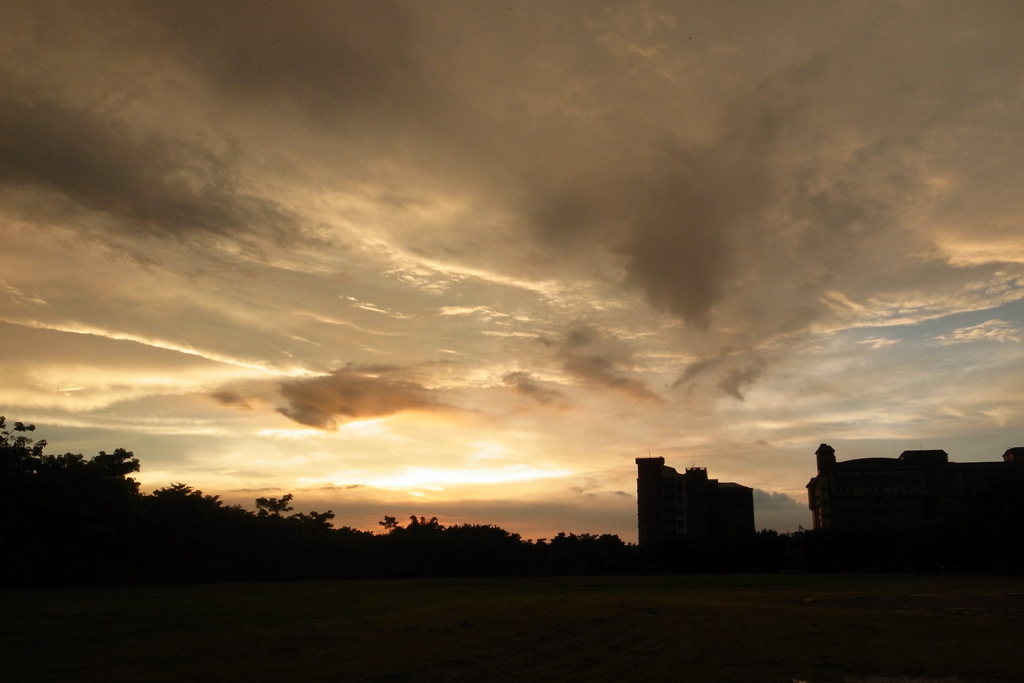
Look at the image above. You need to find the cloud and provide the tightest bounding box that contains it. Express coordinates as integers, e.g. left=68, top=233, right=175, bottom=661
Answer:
left=715, top=359, right=766, bottom=402
left=501, top=4, right=1024, bottom=358
left=753, top=489, right=803, bottom=511
left=501, top=371, right=565, bottom=405
left=210, top=391, right=254, bottom=411
left=277, top=365, right=449, bottom=429
left=623, top=127, right=777, bottom=329
left=936, top=319, right=1021, bottom=345
left=138, top=1, right=421, bottom=123
left=550, top=325, right=663, bottom=402
left=0, top=83, right=298, bottom=244
left=562, top=355, right=663, bottom=402
left=525, top=125, right=774, bottom=332
left=857, top=338, right=902, bottom=350
left=8, top=1, right=1022, bottom=354
left=752, top=489, right=809, bottom=532
left=674, top=351, right=765, bottom=401
left=673, top=356, right=724, bottom=387
left=0, top=279, right=47, bottom=307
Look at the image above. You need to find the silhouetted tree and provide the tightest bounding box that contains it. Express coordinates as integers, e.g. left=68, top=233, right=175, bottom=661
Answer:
left=289, top=509, right=336, bottom=530
left=0, top=417, right=142, bottom=584
left=255, top=493, right=294, bottom=517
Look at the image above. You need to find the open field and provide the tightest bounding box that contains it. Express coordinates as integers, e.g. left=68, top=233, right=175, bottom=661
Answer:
left=3, top=574, right=1023, bottom=683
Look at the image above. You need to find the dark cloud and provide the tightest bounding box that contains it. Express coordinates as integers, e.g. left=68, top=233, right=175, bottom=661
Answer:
left=278, top=366, right=448, bottom=429
left=562, top=355, right=663, bottom=403
left=674, top=352, right=766, bottom=401
left=552, top=326, right=663, bottom=402
left=564, top=326, right=599, bottom=349
left=527, top=101, right=778, bottom=331
left=753, top=489, right=810, bottom=532
left=0, top=84, right=296, bottom=242
left=209, top=391, right=254, bottom=411
left=501, top=371, right=565, bottom=405
left=716, top=360, right=766, bottom=402
left=623, top=138, right=772, bottom=329
left=753, top=489, right=802, bottom=511
left=673, top=356, right=724, bottom=387
left=569, top=486, right=634, bottom=500
left=138, top=1, right=424, bottom=125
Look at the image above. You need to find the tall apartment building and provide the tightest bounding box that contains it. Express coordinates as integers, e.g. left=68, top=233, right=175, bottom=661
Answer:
left=806, top=444, right=1024, bottom=531
left=635, top=457, right=755, bottom=545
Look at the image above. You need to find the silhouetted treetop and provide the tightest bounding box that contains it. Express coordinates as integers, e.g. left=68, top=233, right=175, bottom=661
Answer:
left=255, top=493, right=294, bottom=517
left=1, top=416, right=46, bottom=462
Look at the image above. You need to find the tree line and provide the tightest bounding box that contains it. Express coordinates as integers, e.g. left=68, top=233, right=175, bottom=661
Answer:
left=1, top=417, right=1021, bottom=587
left=0, top=417, right=646, bottom=586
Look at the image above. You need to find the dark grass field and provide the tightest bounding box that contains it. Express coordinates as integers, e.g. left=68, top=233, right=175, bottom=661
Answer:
left=4, top=574, right=1023, bottom=683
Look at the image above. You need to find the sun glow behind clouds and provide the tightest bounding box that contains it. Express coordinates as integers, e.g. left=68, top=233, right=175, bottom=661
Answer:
left=256, top=418, right=391, bottom=440
left=306, top=464, right=575, bottom=491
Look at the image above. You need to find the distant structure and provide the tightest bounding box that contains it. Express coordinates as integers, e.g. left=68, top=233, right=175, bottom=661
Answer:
left=635, top=457, right=755, bottom=545
left=806, top=444, right=1024, bottom=531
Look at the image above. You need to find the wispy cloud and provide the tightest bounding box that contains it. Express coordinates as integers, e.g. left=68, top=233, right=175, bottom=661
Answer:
left=502, top=371, right=566, bottom=405
left=857, top=337, right=902, bottom=349
left=936, top=319, right=1021, bottom=345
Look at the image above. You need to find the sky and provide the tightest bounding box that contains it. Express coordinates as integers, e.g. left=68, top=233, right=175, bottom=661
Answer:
left=2, top=1, right=1023, bottom=541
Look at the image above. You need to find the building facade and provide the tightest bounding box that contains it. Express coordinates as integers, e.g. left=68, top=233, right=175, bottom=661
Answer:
left=806, top=444, right=1024, bottom=531
left=635, top=457, right=755, bottom=545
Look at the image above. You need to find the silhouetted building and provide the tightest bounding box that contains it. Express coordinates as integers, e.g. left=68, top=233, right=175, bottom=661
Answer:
left=635, top=457, right=755, bottom=545
left=806, top=443, right=1024, bottom=531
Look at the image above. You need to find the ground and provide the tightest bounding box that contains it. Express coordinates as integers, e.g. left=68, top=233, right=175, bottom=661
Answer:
left=3, top=574, right=1023, bottom=682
